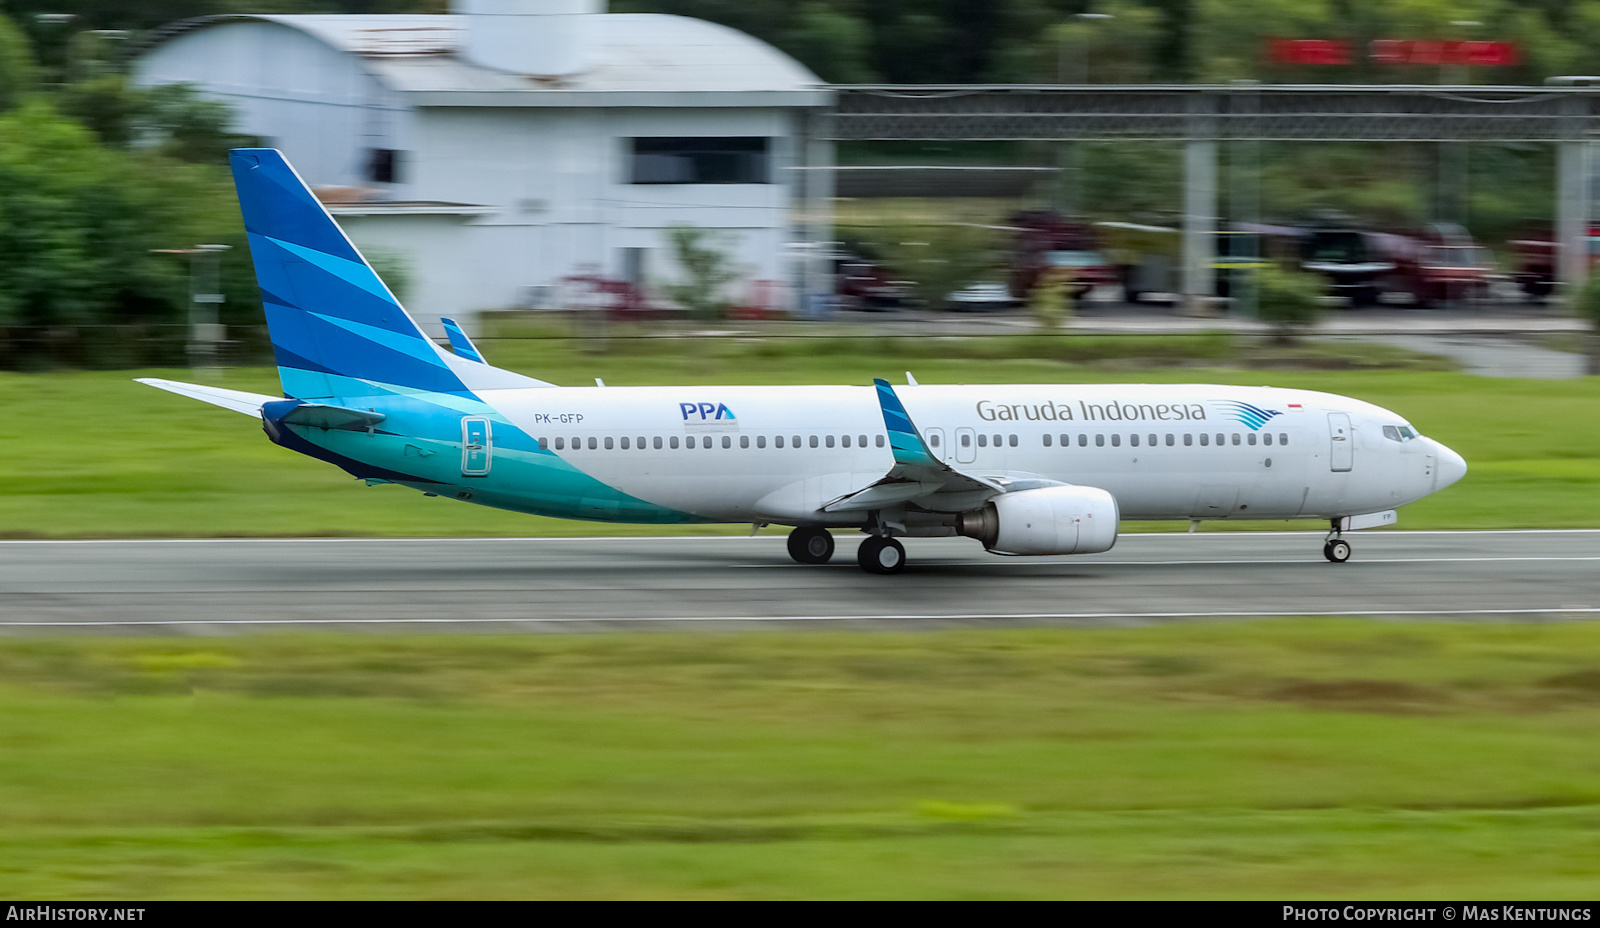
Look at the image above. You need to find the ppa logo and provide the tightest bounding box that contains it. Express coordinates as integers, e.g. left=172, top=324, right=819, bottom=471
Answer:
left=679, top=402, right=736, bottom=421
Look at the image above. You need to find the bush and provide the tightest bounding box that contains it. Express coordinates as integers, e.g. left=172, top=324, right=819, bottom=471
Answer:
left=1254, top=265, right=1324, bottom=343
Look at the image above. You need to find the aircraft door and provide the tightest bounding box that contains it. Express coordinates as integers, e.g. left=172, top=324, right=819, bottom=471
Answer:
left=925, top=428, right=948, bottom=463
left=955, top=427, right=977, bottom=464
left=1328, top=413, right=1353, bottom=472
left=462, top=417, right=492, bottom=476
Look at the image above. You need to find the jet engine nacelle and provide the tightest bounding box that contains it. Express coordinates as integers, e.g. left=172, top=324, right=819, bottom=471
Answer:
left=956, top=486, right=1119, bottom=556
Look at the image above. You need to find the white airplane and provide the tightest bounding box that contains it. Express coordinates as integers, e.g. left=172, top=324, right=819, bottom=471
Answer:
left=140, top=150, right=1467, bottom=574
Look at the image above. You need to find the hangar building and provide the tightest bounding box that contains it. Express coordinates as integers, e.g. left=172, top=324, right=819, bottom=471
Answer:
left=134, top=0, right=833, bottom=333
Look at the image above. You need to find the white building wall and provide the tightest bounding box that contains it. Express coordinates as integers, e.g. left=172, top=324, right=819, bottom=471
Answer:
left=133, top=22, right=411, bottom=191
left=409, top=106, right=796, bottom=315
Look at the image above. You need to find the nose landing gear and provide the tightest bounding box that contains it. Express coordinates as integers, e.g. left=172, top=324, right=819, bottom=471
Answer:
left=1323, top=521, right=1351, bottom=563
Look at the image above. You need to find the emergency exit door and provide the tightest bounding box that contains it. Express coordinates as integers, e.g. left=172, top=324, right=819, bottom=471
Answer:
left=462, top=417, right=492, bottom=476
left=1327, top=412, right=1353, bottom=472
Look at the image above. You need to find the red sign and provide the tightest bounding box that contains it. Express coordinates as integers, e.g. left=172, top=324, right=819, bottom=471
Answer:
left=1267, top=38, right=1518, bottom=67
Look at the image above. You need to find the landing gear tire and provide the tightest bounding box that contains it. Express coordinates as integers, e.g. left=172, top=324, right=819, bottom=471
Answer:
left=857, top=536, right=906, bottom=574
left=1323, top=539, right=1351, bottom=563
left=787, top=527, right=835, bottom=564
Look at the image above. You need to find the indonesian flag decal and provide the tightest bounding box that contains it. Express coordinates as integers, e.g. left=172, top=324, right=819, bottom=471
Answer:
left=1288, top=403, right=1303, bottom=409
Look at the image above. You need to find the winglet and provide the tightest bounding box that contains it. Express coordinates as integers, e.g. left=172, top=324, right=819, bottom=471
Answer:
left=873, top=378, right=939, bottom=467
left=440, top=317, right=485, bottom=363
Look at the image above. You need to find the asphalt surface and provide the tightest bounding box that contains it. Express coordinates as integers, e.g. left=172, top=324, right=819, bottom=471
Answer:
left=1, top=530, right=1595, bottom=633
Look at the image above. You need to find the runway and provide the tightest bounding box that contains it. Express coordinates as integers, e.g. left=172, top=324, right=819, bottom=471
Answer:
left=1, top=530, right=1595, bottom=632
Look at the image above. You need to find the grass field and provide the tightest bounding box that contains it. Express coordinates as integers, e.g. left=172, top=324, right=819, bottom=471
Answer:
left=2, top=331, right=1594, bottom=537
left=1, top=622, right=1599, bottom=899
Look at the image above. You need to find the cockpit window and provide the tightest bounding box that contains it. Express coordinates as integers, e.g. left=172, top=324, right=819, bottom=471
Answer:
left=1383, top=425, right=1419, bottom=442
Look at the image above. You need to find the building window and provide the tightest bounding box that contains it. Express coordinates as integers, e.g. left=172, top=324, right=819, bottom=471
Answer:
left=367, top=148, right=403, bottom=184
left=629, top=137, right=771, bottom=184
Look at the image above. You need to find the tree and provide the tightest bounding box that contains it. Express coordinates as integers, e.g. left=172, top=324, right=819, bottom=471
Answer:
left=662, top=224, right=741, bottom=321
left=0, top=12, right=36, bottom=110
left=850, top=219, right=1000, bottom=310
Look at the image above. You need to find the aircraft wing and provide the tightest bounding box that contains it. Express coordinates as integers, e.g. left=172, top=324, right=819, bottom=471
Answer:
left=823, top=379, right=1042, bottom=513
left=135, top=378, right=279, bottom=417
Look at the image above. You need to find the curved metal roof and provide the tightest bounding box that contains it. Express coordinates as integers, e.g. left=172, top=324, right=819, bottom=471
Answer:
left=142, top=13, right=830, bottom=107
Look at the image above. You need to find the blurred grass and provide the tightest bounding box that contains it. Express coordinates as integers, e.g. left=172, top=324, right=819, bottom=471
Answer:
left=1, top=330, right=1595, bottom=537
left=2, top=622, right=1600, bottom=898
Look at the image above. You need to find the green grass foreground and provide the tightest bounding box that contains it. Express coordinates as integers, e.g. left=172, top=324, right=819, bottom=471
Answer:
left=2, top=332, right=1596, bottom=537
left=2, top=622, right=1599, bottom=899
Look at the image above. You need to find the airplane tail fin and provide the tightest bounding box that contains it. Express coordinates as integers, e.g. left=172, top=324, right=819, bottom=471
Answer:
left=229, top=148, right=468, bottom=401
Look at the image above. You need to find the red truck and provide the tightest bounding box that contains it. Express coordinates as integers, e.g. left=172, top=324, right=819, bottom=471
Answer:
left=1007, top=210, right=1119, bottom=301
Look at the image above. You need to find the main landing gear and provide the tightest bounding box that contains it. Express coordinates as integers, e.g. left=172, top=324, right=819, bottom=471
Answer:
left=1323, top=521, right=1351, bottom=563
left=786, top=526, right=907, bottom=574
left=786, top=526, right=835, bottom=564
left=857, top=535, right=906, bottom=574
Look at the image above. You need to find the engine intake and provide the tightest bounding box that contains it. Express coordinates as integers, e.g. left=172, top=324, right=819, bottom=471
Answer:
left=957, top=486, right=1119, bottom=556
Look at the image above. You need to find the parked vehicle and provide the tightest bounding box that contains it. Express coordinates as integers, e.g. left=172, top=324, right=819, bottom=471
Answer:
left=1510, top=222, right=1600, bottom=302
left=1299, top=221, right=1493, bottom=307
left=834, top=251, right=909, bottom=311
left=1007, top=210, right=1118, bottom=301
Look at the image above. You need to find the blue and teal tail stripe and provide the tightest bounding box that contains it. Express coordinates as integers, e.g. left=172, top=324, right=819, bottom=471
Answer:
left=1218, top=400, right=1282, bottom=431
left=873, top=378, right=939, bottom=467
left=230, top=148, right=466, bottom=401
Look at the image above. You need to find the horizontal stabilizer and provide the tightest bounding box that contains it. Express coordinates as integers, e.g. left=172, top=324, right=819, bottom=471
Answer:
left=277, top=403, right=387, bottom=430
left=136, top=378, right=278, bottom=417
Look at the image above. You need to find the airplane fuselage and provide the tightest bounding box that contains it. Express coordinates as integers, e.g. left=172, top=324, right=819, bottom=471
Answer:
left=297, top=381, right=1463, bottom=532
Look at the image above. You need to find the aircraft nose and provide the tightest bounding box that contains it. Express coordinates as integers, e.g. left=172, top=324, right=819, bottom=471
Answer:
left=1433, top=440, right=1467, bottom=490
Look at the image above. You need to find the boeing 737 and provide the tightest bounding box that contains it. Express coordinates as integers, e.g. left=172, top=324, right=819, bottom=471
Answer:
left=139, top=150, right=1467, bottom=573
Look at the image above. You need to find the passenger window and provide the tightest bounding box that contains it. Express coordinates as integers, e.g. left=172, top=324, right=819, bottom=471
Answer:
left=539, top=437, right=549, bottom=450
left=1008, top=434, right=1018, bottom=447
left=1130, top=434, right=1140, bottom=447
left=1043, top=434, right=1052, bottom=447
left=1184, top=434, right=1192, bottom=446
left=1149, top=433, right=1157, bottom=446
left=620, top=437, right=629, bottom=450
left=1231, top=433, right=1240, bottom=446
left=1279, top=432, right=1288, bottom=445
left=653, top=436, right=663, bottom=449
left=825, top=435, right=835, bottom=448
left=993, top=434, right=1002, bottom=448
left=1095, top=434, right=1105, bottom=447
left=587, top=437, right=597, bottom=450
left=960, top=433, right=971, bottom=448
left=978, top=434, right=988, bottom=448
left=775, top=435, right=785, bottom=448
left=1215, top=433, right=1224, bottom=446
left=1166, top=433, right=1174, bottom=446
left=722, top=435, right=731, bottom=449
left=1111, top=434, right=1121, bottom=447
left=572, top=436, right=580, bottom=449
left=703, top=436, right=713, bottom=449
left=637, top=436, right=646, bottom=449
left=757, top=435, right=766, bottom=448
left=1263, top=433, right=1272, bottom=446
left=809, top=435, right=818, bottom=449
left=669, top=436, right=679, bottom=449
left=1200, top=433, right=1209, bottom=446
left=604, top=437, right=614, bottom=450
left=793, top=435, right=801, bottom=449
left=740, top=435, right=749, bottom=449
left=1061, top=434, right=1070, bottom=447
left=1247, top=432, right=1256, bottom=446
left=876, top=435, right=885, bottom=448
left=1078, top=434, right=1088, bottom=447
left=860, top=434, right=869, bottom=447
left=841, top=434, right=851, bottom=448
left=554, top=437, right=564, bottom=450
